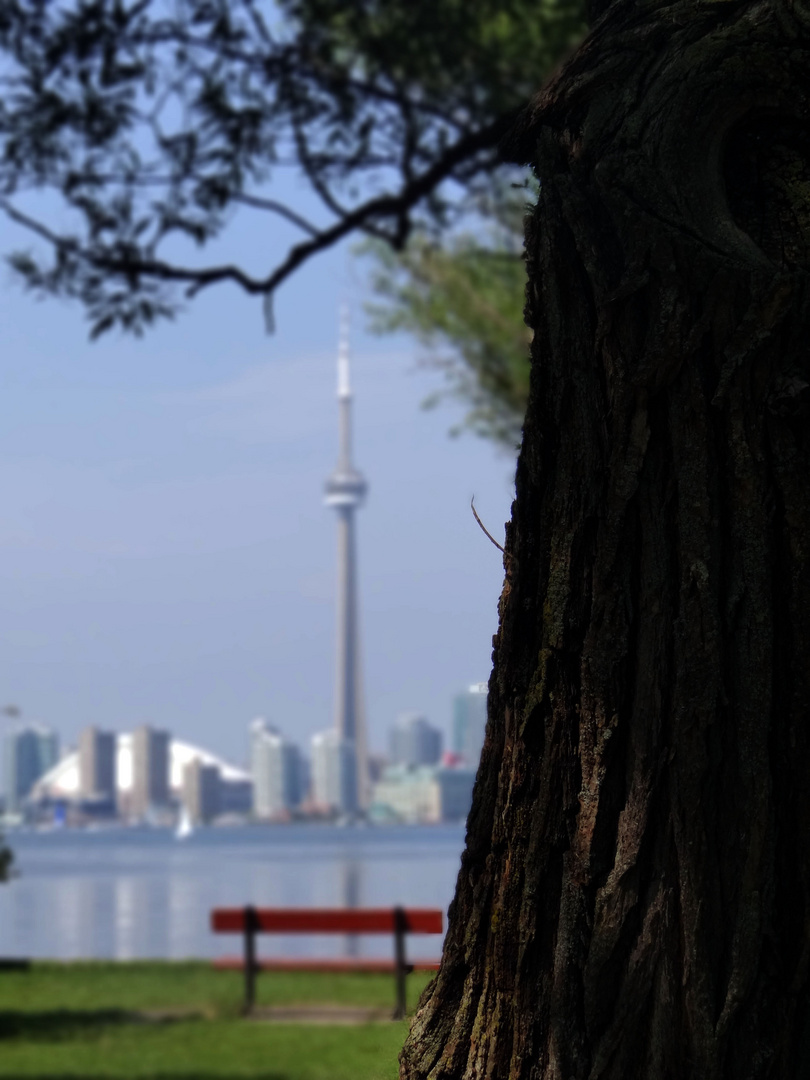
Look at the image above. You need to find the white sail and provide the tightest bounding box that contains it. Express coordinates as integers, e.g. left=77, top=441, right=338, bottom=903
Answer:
left=175, top=805, right=194, bottom=840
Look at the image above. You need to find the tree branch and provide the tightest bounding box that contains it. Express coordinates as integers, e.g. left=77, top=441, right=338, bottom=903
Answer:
left=1, top=111, right=517, bottom=305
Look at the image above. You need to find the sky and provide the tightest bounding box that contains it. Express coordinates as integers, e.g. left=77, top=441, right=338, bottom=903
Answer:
left=0, top=180, right=517, bottom=769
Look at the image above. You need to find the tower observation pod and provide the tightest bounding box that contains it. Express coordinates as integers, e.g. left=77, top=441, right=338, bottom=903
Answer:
left=324, top=308, right=369, bottom=812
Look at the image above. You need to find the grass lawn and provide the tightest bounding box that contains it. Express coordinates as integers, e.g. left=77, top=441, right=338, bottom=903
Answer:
left=0, top=963, right=435, bottom=1079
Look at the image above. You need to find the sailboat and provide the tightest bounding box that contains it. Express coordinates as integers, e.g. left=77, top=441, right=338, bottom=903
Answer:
left=175, top=805, right=194, bottom=841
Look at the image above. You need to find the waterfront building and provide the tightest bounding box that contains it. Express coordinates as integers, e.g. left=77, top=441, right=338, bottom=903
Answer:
left=389, top=713, right=442, bottom=768
left=452, top=683, right=488, bottom=767
left=131, top=725, right=170, bottom=819
left=311, top=729, right=357, bottom=815
left=182, top=758, right=220, bottom=824
left=250, top=719, right=304, bottom=819
left=29, top=734, right=252, bottom=817
left=369, top=761, right=477, bottom=824
left=324, top=309, right=369, bottom=810
left=2, top=725, right=59, bottom=814
left=78, top=727, right=117, bottom=805
left=370, top=764, right=441, bottom=824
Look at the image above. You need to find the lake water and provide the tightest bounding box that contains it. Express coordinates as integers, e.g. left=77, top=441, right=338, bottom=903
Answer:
left=0, top=824, right=465, bottom=961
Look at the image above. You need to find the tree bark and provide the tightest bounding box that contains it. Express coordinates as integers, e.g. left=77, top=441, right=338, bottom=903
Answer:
left=400, top=1, right=810, bottom=1077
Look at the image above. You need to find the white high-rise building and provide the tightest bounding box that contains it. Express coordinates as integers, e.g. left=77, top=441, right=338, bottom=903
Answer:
left=250, top=719, right=303, bottom=819
left=311, top=729, right=357, bottom=815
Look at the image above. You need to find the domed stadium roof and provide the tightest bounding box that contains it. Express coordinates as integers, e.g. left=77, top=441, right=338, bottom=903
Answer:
left=31, top=734, right=249, bottom=799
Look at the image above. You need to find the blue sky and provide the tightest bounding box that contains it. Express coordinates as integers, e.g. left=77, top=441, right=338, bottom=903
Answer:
left=0, top=180, right=517, bottom=767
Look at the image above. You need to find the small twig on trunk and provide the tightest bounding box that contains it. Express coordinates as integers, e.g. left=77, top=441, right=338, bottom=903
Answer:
left=471, top=496, right=505, bottom=554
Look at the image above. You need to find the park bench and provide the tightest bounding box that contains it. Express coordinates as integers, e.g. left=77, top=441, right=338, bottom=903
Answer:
left=211, top=906, right=443, bottom=1018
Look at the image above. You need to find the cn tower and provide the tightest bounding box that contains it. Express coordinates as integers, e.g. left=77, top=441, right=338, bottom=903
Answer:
left=324, top=309, right=368, bottom=811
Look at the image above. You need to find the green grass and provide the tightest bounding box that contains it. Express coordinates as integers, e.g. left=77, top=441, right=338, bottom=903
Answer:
left=0, top=963, right=435, bottom=1079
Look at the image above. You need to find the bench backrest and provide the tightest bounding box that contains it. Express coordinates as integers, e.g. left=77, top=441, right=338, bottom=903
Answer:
left=211, top=907, right=442, bottom=935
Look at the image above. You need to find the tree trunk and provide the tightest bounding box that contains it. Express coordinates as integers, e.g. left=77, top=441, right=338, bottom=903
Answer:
left=400, top=1, right=810, bottom=1077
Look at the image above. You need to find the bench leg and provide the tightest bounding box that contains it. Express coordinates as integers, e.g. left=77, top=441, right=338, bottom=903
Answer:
left=244, top=905, right=257, bottom=1014
left=393, top=906, right=407, bottom=1020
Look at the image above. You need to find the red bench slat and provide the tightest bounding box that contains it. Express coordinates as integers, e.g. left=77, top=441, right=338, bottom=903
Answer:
left=213, top=957, right=441, bottom=973
left=211, top=907, right=442, bottom=935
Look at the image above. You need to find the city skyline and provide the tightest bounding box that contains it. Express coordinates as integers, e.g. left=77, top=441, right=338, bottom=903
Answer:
left=7, top=688, right=488, bottom=818
left=2, top=682, right=479, bottom=774
left=7, top=702, right=483, bottom=826
left=0, top=188, right=513, bottom=763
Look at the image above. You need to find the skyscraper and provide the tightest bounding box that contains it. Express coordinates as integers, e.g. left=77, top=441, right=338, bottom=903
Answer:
left=2, top=725, right=59, bottom=814
left=390, top=713, right=443, bottom=768
left=311, top=729, right=357, bottom=816
left=182, top=758, right=220, bottom=824
left=78, top=727, right=117, bottom=804
left=323, top=309, right=369, bottom=810
left=130, top=725, right=170, bottom=819
left=250, top=719, right=304, bottom=818
left=453, top=683, right=489, bottom=767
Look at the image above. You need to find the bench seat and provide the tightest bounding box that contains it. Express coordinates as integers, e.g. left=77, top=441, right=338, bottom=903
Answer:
left=213, top=956, right=441, bottom=973
left=211, top=904, right=443, bottom=1017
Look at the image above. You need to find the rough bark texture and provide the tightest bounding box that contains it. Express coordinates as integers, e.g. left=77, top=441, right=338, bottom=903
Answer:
left=400, top=1, right=810, bottom=1077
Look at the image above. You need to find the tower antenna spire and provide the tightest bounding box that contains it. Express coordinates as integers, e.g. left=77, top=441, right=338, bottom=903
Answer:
left=337, top=303, right=351, bottom=399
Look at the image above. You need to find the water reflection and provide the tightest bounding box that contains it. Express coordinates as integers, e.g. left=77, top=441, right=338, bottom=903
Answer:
left=115, top=876, right=138, bottom=960
left=0, top=825, right=462, bottom=960
left=341, top=858, right=361, bottom=958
